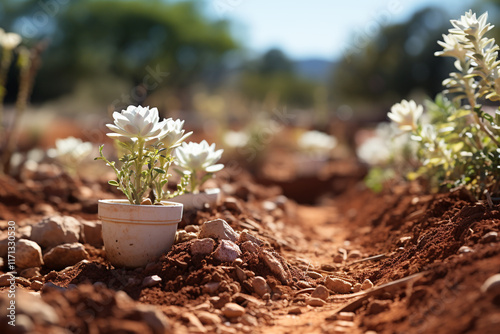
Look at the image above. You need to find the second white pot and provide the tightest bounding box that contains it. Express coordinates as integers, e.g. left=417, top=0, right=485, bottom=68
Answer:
left=98, top=199, right=183, bottom=268
left=170, top=188, right=221, bottom=210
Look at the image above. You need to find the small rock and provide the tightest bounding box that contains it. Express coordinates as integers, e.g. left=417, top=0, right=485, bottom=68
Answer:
left=241, top=241, right=259, bottom=253
left=252, top=276, right=271, bottom=297
left=234, top=258, right=243, bottom=266
left=398, top=236, right=412, bottom=247
left=30, top=280, right=44, bottom=291
left=367, top=300, right=390, bottom=314
left=352, top=283, right=362, bottom=293
left=15, top=239, right=44, bottom=269
left=241, top=314, right=258, bottom=326
left=361, top=279, right=374, bottom=290
left=197, top=311, right=222, bottom=325
left=176, top=230, right=198, bottom=243
left=260, top=250, right=290, bottom=284
left=222, top=303, right=246, bottom=318
left=306, top=297, right=326, bottom=307
left=185, top=225, right=200, bottom=233
left=325, top=277, right=352, bottom=294
left=43, top=242, right=89, bottom=270
left=481, top=231, right=498, bottom=243
left=0, top=273, right=14, bottom=287
left=239, top=231, right=264, bottom=246
left=213, top=240, right=241, bottom=262
left=17, top=226, right=32, bottom=239
left=223, top=197, right=243, bottom=214
left=16, top=277, right=31, bottom=287
left=335, top=320, right=355, bottom=328
left=17, top=289, right=59, bottom=325
left=347, top=250, right=362, bottom=260
left=30, top=216, right=81, bottom=249
left=182, top=312, right=206, bottom=333
left=333, top=254, right=344, bottom=263
left=34, top=203, right=55, bottom=215
left=288, top=307, right=302, bottom=315
left=135, top=304, right=171, bottom=334
left=199, top=219, right=239, bottom=242
left=311, top=285, right=329, bottom=301
left=203, top=282, right=220, bottom=294
left=191, top=238, right=215, bottom=255
left=142, top=275, right=162, bottom=288
left=321, top=264, right=337, bottom=271
left=337, top=312, right=355, bottom=321
left=307, top=271, right=323, bottom=279
left=20, top=267, right=42, bottom=279
left=481, top=274, right=500, bottom=294
left=235, top=266, right=247, bottom=282
left=80, top=220, right=103, bottom=247
left=458, top=246, right=473, bottom=254
left=41, top=282, right=66, bottom=293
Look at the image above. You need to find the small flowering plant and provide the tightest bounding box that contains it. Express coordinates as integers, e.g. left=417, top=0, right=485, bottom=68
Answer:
left=174, top=140, right=224, bottom=194
left=96, top=105, right=192, bottom=205
left=387, top=10, right=500, bottom=200
left=48, top=136, right=93, bottom=175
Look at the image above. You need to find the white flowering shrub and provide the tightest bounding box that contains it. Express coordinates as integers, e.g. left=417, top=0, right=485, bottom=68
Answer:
left=48, top=136, right=93, bottom=174
left=388, top=11, right=500, bottom=199
left=96, top=105, right=193, bottom=204
left=174, top=140, right=224, bottom=194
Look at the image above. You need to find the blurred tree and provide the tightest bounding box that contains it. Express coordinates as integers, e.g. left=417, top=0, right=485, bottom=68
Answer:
left=0, top=0, right=238, bottom=106
left=330, top=7, right=454, bottom=114
left=239, top=48, right=318, bottom=108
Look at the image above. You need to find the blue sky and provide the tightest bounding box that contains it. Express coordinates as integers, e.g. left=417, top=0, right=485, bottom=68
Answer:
left=202, top=0, right=475, bottom=60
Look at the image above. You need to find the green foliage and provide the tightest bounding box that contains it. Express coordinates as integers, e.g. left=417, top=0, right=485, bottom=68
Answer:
left=1, top=0, right=238, bottom=102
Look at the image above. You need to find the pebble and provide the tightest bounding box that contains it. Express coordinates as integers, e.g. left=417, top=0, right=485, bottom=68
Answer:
left=288, top=307, right=302, bottom=315
left=142, top=275, right=162, bottom=288
left=240, top=314, right=258, bottom=326
left=335, top=320, right=355, bottom=328
left=223, top=197, right=243, bottom=214
left=30, top=280, right=44, bottom=291
left=182, top=312, right=206, bottom=333
left=458, top=246, right=473, bottom=254
left=306, top=297, right=326, bottom=307
left=239, top=230, right=264, bottom=246
left=80, top=220, right=103, bottom=247
left=221, top=303, right=246, bottom=318
left=16, top=289, right=60, bottom=325
left=30, top=215, right=81, bottom=249
left=311, top=285, right=329, bottom=301
left=20, top=267, right=41, bottom=279
left=481, top=274, right=500, bottom=294
left=191, top=238, right=215, bottom=255
left=347, top=250, right=362, bottom=260
left=199, top=219, right=239, bottom=242
left=321, top=264, right=337, bottom=272
left=333, top=254, right=344, bottom=263
left=15, top=239, right=44, bottom=268
left=235, top=266, right=247, bottom=282
left=43, top=242, right=89, bottom=270
left=252, top=276, right=271, bottom=297
left=307, top=271, right=323, bottom=279
left=16, top=277, right=31, bottom=287
left=234, top=258, right=243, bottom=266
left=197, top=311, right=222, bottom=325
left=213, top=240, right=242, bottom=262
left=262, top=200, right=277, bottom=212
left=361, top=279, right=374, bottom=290
left=352, top=283, right=362, bottom=293
left=241, top=241, right=259, bottom=253
left=325, top=277, right=352, bottom=294
left=0, top=273, right=14, bottom=287
left=135, top=304, right=171, bottom=334
left=337, top=312, right=355, bottom=321
left=367, top=300, right=390, bottom=315
left=176, top=230, right=198, bottom=243
left=260, top=250, right=290, bottom=284
left=203, top=282, right=220, bottom=294
left=481, top=231, right=498, bottom=243
left=185, top=225, right=200, bottom=233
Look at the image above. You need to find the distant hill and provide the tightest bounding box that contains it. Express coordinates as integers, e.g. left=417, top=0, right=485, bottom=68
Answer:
left=293, top=58, right=337, bottom=82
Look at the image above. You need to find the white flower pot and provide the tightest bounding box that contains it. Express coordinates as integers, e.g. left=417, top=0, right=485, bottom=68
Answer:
left=170, top=188, right=221, bottom=210
left=98, top=199, right=183, bottom=268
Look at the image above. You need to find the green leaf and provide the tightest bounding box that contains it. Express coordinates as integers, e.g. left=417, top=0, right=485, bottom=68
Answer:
left=154, top=168, right=166, bottom=174
left=447, top=109, right=471, bottom=121
left=108, top=180, right=119, bottom=186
